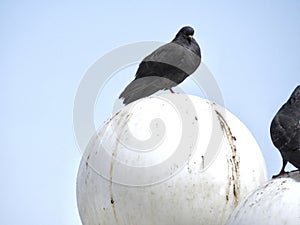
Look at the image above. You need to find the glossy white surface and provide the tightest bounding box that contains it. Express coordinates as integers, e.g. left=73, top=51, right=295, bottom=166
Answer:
left=77, top=94, right=268, bottom=225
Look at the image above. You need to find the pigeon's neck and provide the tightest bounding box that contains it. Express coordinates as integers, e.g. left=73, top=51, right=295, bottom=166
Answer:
left=172, top=36, right=189, bottom=46
left=172, top=36, right=201, bottom=57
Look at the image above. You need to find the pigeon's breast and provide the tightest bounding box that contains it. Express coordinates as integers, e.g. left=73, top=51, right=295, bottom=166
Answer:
left=270, top=102, right=300, bottom=151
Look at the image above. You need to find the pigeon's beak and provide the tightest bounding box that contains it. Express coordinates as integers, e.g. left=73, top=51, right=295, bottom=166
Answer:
left=188, top=35, right=193, bottom=40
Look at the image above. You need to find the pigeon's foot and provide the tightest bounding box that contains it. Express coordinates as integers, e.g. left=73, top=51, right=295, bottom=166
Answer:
left=272, top=169, right=288, bottom=179
left=169, top=88, right=175, bottom=94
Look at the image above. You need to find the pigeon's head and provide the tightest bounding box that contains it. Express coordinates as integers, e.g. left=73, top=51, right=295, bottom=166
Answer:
left=175, top=26, right=195, bottom=41
left=290, top=85, right=300, bottom=104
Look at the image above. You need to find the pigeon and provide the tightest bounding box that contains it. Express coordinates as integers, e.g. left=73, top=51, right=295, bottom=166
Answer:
left=119, top=26, right=201, bottom=105
left=270, top=85, right=300, bottom=178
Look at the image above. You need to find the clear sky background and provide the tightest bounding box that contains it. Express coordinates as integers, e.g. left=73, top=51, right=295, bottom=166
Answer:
left=1, top=1, right=300, bottom=225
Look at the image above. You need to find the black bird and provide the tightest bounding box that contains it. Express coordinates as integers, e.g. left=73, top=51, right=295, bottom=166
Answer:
left=270, top=85, right=300, bottom=178
left=119, top=26, right=201, bottom=105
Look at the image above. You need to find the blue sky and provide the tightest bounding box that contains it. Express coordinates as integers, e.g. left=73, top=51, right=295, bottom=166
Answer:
left=1, top=1, right=300, bottom=224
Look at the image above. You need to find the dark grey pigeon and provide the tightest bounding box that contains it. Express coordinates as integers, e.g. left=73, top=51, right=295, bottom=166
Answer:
left=119, top=26, right=201, bottom=105
left=270, top=85, right=300, bottom=178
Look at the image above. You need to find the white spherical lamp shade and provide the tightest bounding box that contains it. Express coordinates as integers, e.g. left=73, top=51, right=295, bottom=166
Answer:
left=77, top=94, right=268, bottom=225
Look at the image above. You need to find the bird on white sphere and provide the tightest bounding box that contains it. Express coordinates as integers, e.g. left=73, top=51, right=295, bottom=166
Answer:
left=270, top=85, right=300, bottom=178
left=119, top=26, right=201, bottom=105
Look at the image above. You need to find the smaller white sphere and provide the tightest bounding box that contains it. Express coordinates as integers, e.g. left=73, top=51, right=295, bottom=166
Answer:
left=226, top=171, right=300, bottom=225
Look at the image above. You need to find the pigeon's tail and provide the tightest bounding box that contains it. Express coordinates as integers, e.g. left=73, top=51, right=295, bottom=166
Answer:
left=119, top=76, right=176, bottom=105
